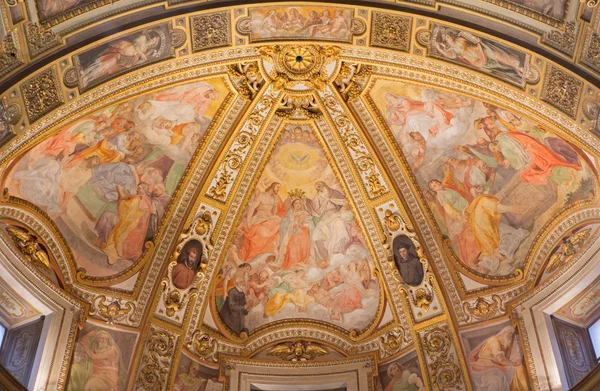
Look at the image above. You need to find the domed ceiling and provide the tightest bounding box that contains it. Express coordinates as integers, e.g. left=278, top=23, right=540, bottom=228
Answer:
left=0, top=1, right=600, bottom=391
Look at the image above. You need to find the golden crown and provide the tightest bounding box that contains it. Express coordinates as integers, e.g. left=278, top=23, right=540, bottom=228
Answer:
left=288, top=188, right=305, bottom=199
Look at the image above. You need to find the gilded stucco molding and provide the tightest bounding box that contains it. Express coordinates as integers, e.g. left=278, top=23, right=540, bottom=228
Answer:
left=19, top=66, right=63, bottom=123
left=541, top=64, right=583, bottom=118
left=543, top=21, right=578, bottom=56
left=0, top=33, right=23, bottom=79
left=348, top=96, right=466, bottom=322
left=369, top=11, right=412, bottom=52
left=24, top=23, right=61, bottom=59
left=134, top=325, right=178, bottom=391
left=417, top=323, right=467, bottom=390
left=190, top=11, right=232, bottom=53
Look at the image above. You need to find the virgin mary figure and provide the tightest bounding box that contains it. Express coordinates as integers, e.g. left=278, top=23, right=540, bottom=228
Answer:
left=277, top=194, right=314, bottom=270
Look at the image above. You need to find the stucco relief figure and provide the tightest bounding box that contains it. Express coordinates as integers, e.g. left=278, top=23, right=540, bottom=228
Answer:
left=7, top=81, right=225, bottom=277
left=392, top=236, right=424, bottom=286
left=67, top=330, right=124, bottom=391
left=467, top=326, right=529, bottom=391
left=172, top=240, right=203, bottom=290
left=431, top=26, right=529, bottom=87
left=372, top=81, right=596, bottom=277
left=214, top=125, right=379, bottom=333
left=249, top=7, right=352, bottom=42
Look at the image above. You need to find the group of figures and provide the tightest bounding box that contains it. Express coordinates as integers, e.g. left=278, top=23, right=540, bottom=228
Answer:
left=215, top=125, right=379, bottom=334
left=374, top=81, right=596, bottom=276
left=249, top=7, right=352, bottom=41
left=8, top=81, right=223, bottom=276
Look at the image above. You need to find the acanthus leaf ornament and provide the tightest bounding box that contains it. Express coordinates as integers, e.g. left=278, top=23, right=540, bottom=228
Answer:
left=267, top=341, right=329, bottom=361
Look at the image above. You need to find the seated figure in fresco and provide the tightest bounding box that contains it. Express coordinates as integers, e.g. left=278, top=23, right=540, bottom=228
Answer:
left=68, top=330, right=123, bottom=391
left=173, top=362, right=208, bottom=391
left=238, top=182, right=287, bottom=262
left=467, top=326, right=529, bottom=391
left=384, top=362, right=424, bottom=391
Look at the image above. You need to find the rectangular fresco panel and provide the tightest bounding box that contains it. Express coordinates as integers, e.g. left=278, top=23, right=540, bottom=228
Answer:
left=370, top=79, right=596, bottom=278
left=461, top=322, right=530, bottom=390
left=173, top=352, right=223, bottom=391
left=375, top=351, right=424, bottom=391
left=66, top=321, right=138, bottom=391
left=74, top=23, right=173, bottom=91
left=247, top=6, right=353, bottom=43
left=35, top=0, right=96, bottom=22
left=429, top=24, right=530, bottom=87
left=214, top=125, right=379, bottom=334
left=492, top=0, right=568, bottom=21
left=7, top=79, right=228, bottom=277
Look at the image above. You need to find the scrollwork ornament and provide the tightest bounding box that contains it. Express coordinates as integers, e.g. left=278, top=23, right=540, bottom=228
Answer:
left=136, top=327, right=176, bottom=391
left=462, top=295, right=504, bottom=321
left=380, top=328, right=409, bottom=358
left=90, top=295, right=135, bottom=325
left=334, top=62, right=371, bottom=101
left=228, top=61, right=265, bottom=99
left=422, top=327, right=463, bottom=390
left=544, top=22, right=577, bottom=55
left=236, top=17, right=251, bottom=35
left=276, top=93, right=322, bottom=119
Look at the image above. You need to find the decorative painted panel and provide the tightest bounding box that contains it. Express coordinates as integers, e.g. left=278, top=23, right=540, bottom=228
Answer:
left=552, top=317, right=596, bottom=387
left=0, top=316, right=44, bottom=386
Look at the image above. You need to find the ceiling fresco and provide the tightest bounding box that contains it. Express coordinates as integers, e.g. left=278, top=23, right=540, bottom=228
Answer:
left=5, top=79, right=228, bottom=277
left=0, top=2, right=599, bottom=391
left=369, top=79, right=597, bottom=279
